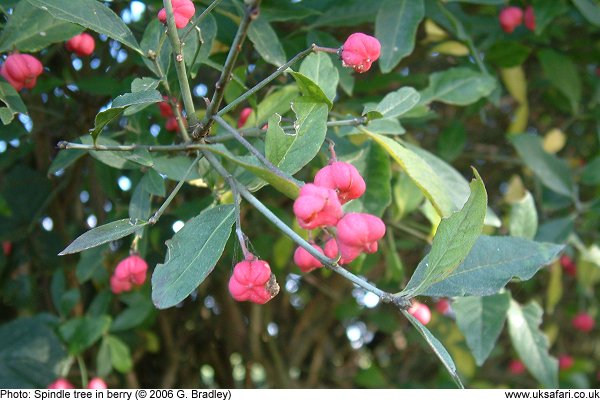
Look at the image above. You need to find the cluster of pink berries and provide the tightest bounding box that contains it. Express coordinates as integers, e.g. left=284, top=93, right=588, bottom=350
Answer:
left=110, top=254, right=148, bottom=294
left=158, top=96, right=184, bottom=132
left=499, top=6, right=535, bottom=33
left=292, top=159, right=386, bottom=272
left=48, top=377, right=107, bottom=389
left=158, top=0, right=196, bottom=29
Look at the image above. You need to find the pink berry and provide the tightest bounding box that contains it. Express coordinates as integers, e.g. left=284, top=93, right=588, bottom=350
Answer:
left=87, top=378, right=107, bottom=389
left=2, top=241, right=12, bottom=256
left=559, top=354, right=574, bottom=371
left=293, top=244, right=324, bottom=273
left=158, top=0, right=196, bottom=29
left=341, top=33, right=381, bottom=73
left=524, top=6, right=536, bottom=31
left=65, top=33, right=95, bottom=57
left=0, top=53, right=43, bottom=91
left=323, top=238, right=362, bottom=265
left=159, top=96, right=176, bottom=117
left=560, top=255, right=577, bottom=277
left=572, top=312, right=595, bottom=333
left=435, top=298, right=452, bottom=315
left=48, top=378, right=75, bottom=389
left=165, top=117, right=179, bottom=132
left=293, top=184, right=343, bottom=230
left=499, top=7, right=523, bottom=33
left=408, top=302, right=431, bottom=325
left=228, top=257, right=279, bottom=304
left=336, top=213, right=386, bottom=255
left=238, top=107, right=252, bottom=128
left=508, top=359, right=525, bottom=375
left=111, top=255, right=148, bottom=294
left=314, top=161, right=366, bottom=204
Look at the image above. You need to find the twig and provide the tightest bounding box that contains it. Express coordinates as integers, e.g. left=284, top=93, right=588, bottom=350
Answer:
left=57, top=141, right=207, bottom=152
left=201, top=149, right=412, bottom=310
left=192, top=0, right=260, bottom=139
left=181, top=0, right=224, bottom=42
left=212, top=115, right=298, bottom=186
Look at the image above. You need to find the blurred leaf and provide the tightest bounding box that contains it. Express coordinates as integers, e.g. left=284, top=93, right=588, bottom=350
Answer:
left=111, top=296, right=154, bottom=332
left=423, top=236, right=563, bottom=297
left=141, top=169, right=166, bottom=197
left=344, top=142, right=392, bottom=217
left=247, top=16, right=286, bottom=67
left=402, top=310, right=464, bottom=388
left=355, top=365, right=389, bottom=388
left=532, top=0, right=569, bottom=34
left=59, top=315, right=111, bottom=355
left=437, top=121, right=466, bottom=162
left=445, top=0, right=503, bottom=3
left=0, top=82, right=27, bottom=125
left=311, top=0, right=383, bottom=27
left=571, top=0, right=600, bottom=26
left=254, top=85, right=299, bottom=125
left=365, top=132, right=453, bottom=217
left=289, top=71, right=332, bottom=107
left=546, top=263, right=563, bottom=314
left=392, top=172, right=425, bottom=219
left=454, top=293, right=510, bottom=366
left=185, top=14, right=217, bottom=78
left=538, top=49, right=581, bottom=114
left=420, top=67, right=496, bottom=106
left=0, top=0, right=83, bottom=53
left=26, top=0, right=142, bottom=54
left=152, top=205, right=235, bottom=309
left=376, top=0, right=424, bottom=73
left=48, top=148, right=85, bottom=176
left=129, top=181, right=152, bottom=222
left=507, top=300, right=558, bottom=388
left=511, top=134, right=575, bottom=198
left=581, top=155, right=600, bottom=185
left=97, top=337, right=112, bottom=377
left=151, top=155, right=202, bottom=181
left=486, top=41, right=531, bottom=68
left=299, top=52, right=339, bottom=103
left=431, top=40, right=469, bottom=56
left=401, top=170, right=487, bottom=297
left=542, top=128, right=567, bottom=154
left=509, top=191, right=538, bottom=240
left=59, top=219, right=148, bottom=255
left=104, top=335, right=132, bottom=373
left=75, top=245, right=106, bottom=283
left=535, top=216, right=575, bottom=244
left=0, top=316, right=68, bottom=388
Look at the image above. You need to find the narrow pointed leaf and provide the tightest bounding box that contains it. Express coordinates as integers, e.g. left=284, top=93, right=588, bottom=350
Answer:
left=59, top=219, right=148, bottom=255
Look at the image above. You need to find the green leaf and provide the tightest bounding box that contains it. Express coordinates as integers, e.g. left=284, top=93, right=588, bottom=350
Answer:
left=365, top=131, right=453, bottom=217
left=152, top=205, right=236, bottom=309
left=511, top=133, right=575, bottom=198
left=141, top=169, right=166, bottom=197
left=78, top=136, right=145, bottom=170
left=188, top=14, right=218, bottom=78
left=571, top=0, right=600, bottom=27
left=203, top=143, right=301, bottom=199
left=422, top=236, right=563, bottom=297
left=59, top=218, right=148, bottom=255
left=445, top=0, right=503, bottom=3
left=532, top=0, right=569, bottom=34
left=375, top=0, right=425, bottom=73
left=407, top=144, right=501, bottom=227
left=111, top=295, right=154, bottom=332
left=75, top=245, right=106, bottom=283
left=26, top=0, right=142, bottom=54
left=255, top=84, right=299, bottom=125
left=48, top=148, right=85, bottom=176
left=420, top=67, right=497, bottom=106
left=129, top=181, right=152, bottom=222
left=151, top=155, right=202, bottom=181
left=453, top=293, right=511, bottom=366
left=247, top=16, right=286, bottom=67
left=401, top=169, right=487, bottom=297
left=89, top=90, right=162, bottom=143
left=104, top=335, right=132, bottom=373
left=59, top=315, right=111, bottom=355
left=266, top=100, right=328, bottom=177
left=0, top=0, right=83, bottom=53
left=581, top=155, right=600, bottom=185
left=402, top=310, right=464, bottom=388
left=344, top=143, right=392, bottom=217
left=437, top=121, right=466, bottom=162
left=538, top=49, right=581, bottom=114
left=96, top=337, right=112, bottom=377
left=365, top=87, right=420, bottom=119
left=299, top=52, right=339, bottom=103
left=289, top=71, right=333, bottom=108
left=486, top=41, right=531, bottom=68
left=0, top=82, right=28, bottom=125
left=311, top=0, right=383, bottom=28
left=509, top=191, right=538, bottom=240
left=0, top=316, right=68, bottom=388
left=507, top=300, right=558, bottom=388
left=140, top=20, right=171, bottom=78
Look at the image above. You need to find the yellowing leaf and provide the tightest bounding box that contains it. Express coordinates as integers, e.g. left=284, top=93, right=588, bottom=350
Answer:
left=423, top=19, right=448, bottom=43
left=431, top=40, right=470, bottom=56
left=543, top=128, right=567, bottom=154
left=508, top=103, right=529, bottom=134
left=504, top=175, right=526, bottom=204
left=546, top=262, right=563, bottom=314
left=500, top=66, right=528, bottom=104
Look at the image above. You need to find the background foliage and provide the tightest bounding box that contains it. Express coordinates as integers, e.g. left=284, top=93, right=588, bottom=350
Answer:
left=0, top=0, right=599, bottom=389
